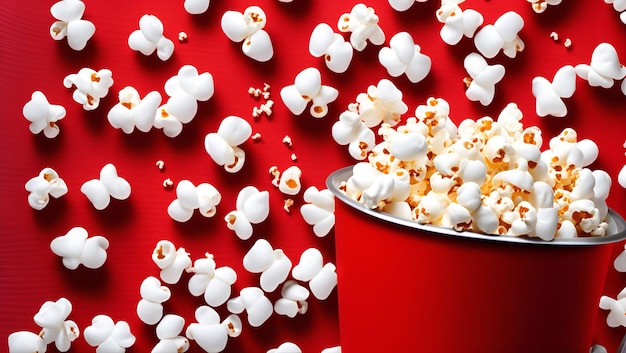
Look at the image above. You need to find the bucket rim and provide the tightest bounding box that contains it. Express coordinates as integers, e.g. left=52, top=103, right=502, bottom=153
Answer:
left=326, top=166, right=626, bottom=246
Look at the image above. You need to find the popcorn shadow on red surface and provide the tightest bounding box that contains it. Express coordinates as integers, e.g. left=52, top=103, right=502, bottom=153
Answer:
left=88, top=198, right=135, bottom=230
left=31, top=197, right=71, bottom=228
left=33, top=133, right=65, bottom=158
left=56, top=259, right=111, bottom=295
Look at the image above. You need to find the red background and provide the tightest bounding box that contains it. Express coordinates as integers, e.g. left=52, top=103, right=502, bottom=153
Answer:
left=1, top=0, right=625, bottom=352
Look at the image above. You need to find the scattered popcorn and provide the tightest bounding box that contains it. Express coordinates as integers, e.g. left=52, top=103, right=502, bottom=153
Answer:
left=84, top=315, right=136, bottom=353
left=615, top=243, right=626, bottom=271
left=204, top=116, right=252, bottom=173
left=80, top=163, right=131, bottom=210
left=575, top=42, right=626, bottom=88
left=590, top=345, right=608, bottom=353
left=473, top=11, right=525, bottom=58
left=270, top=166, right=281, bottom=187
left=309, top=23, right=354, bottom=73
left=282, top=135, right=293, bottom=148
left=337, top=4, right=385, bottom=51
left=290, top=153, right=298, bottom=162
left=564, top=37, right=572, bottom=48
left=49, top=0, right=95, bottom=51
left=137, top=276, right=171, bottom=325
left=267, top=342, right=302, bottom=353
left=331, top=109, right=375, bottom=160
left=550, top=31, right=559, bottom=41
left=249, top=87, right=263, bottom=97
left=221, top=6, right=274, bottom=62
left=152, top=240, right=192, bottom=284
left=280, top=67, right=338, bottom=118
left=278, top=166, right=303, bottom=195
left=186, top=306, right=242, bottom=353
left=284, top=198, right=294, bottom=213
left=378, top=32, right=431, bottom=83
left=243, top=239, right=292, bottom=292
left=253, top=100, right=275, bottom=118
left=321, top=346, right=342, bottom=353
left=50, top=226, right=109, bottom=270
left=605, top=0, right=626, bottom=24
left=152, top=314, right=189, bottom=352
left=600, top=287, right=626, bottom=327
left=187, top=253, right=237, bottom=307
left=178, top=31, right=188, bottom=42
left=388, top=0, right=428, bottom=12
left=227, top=287, right=273, bottom=327
left=163, top=178, right=174, bottom=189
left=274, top=280, right=310, bottom=318
left=529, top=0, right=562, bottom=13
left=463, top=52, right=505, bottom=106
left=63, top=68, right=113, bottom=110
left=184, top=0, right=210, bottom=15
left=23, top=91, right=66, bottom=138
left=167, top=180, right=221, bottom=221
left=225, top=186, right=270, bottom=240
left=532, top=65, right=576, bottom=117
left=128, top=14, right=174, bottom=61
left=620, top=163, right=626, bottom=189
left=435, top=0, right=484, bottom=45
left=252, top=132, right=262, bottom=141
left=8, top=331, right=46, bottom=353
left=300, top=186, right=335, bottom=237
left=25, top=167, right=68, bottom=210
left=34, top=297, right=79, bottom=352
left=357, top=79, right=408, bottom=127
left=107, top=86, right=162, bottom=133
left=292, top=248, right=337, bottom=300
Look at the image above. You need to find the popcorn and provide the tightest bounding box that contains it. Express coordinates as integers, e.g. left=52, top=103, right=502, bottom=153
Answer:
left=620, top=163, right=626, bottom=189
left=590, top=345, right=608, bottom=353
left=614, top=242, right=626, bottom=272
left=563, top=37, right=572, bottom=49
left=63, top=68, right=113, bottom=110
left=531, top=65, right=576, bottom=117
left=284, top=198, right=294, bottom=213
left=187, top=253, right=237, bottom=307
left=23, top=91, right=66, bottom=138
left=25, top=167, right=68, bottom=210
left=267, top=342, right=302, bottom=353
left=435, top=0, right=484, bottom=45
left=84, top=315, right=136, bottom=353
left=225, top=186, right=270, bottom=240
left=331, top=109, right=375, bottom=160
left=388, top=0, right=428, bottom=12
left=34, top=297, right=79, bottom=352
left=243, top=239, right=292, bottom=292
left=107, top=86, right=162, bottom=133
left=278, top=166, right=303, bottom=195
left=49, top=0, right=95, bottom=51
left=186, top=306, right=242, bottom=353
left=167, top=180, right=221, bottom=222
left=156, top=160, right=165, bottom=171
left=8, top=331, right=46, bottom=353
left=50, top=226, right=109, bottom=270
left=356, top=79, right=408, bottom=128
left=283, top=135, right=293, bottom=148
left=550, top=31, right=559, bottom=41
left=137, top=276, right=171, bottom=325
left=184, top=0, right=210, bottom=14
left=309, top=23, right=354, bottom=73
left=128, top=14, right=174, bottom=61
left=605, top=0, right=626, bottom=24
left=269, top=166, right=281, bottom=187
left=473, top=11, right=525, bottom=59
left=163, top=178, right=174, bottom=189
left=227, top=287, right=273, bottom=327
left=300, top=186, right=336, bottom=237
left=274, top=280, right=310, bottom=318
left=321, top=347, right=342, bottom=353
left=80, top=163, right=131, bottom=210
left=337, top=4, right=385, bottom=51
left=378, top=32, right=431, bottom=83
left=292, top=248, right=337, bottom=300
left=599, top=287, right=626, bottom=327
left=528, top=0, right=562, bottom=13
left=152, top=240, right=192, bottom=284
left=463, top=52, right=505, bottom=106
left=204, top=116, right=252, bottom=173
left=280, top=67, right=338, bottom=118
left=221, top=6, right=274, bottom=62
left=575, top=42, right=626, bottom=89
left=178, top=31, right=188, bottom=42
left=152, top=314, right=189, bottom=352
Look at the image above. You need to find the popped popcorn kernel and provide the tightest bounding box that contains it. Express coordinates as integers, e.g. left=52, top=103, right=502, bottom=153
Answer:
left=128, top=14, right=174, bottom=61
left=564, top=38, right=572, bottom=48
left=156, top=160, right=165, bottom=171
left=283, top=135, right=293, bottom=148
left=550, top=31, right=559, bottom=41
left=163, top=178, right=174, bottom=189
left=284, top=198, right=294, bottom=213
left=252, top=132, right=262, bottom=141
left=178, top=31, right=188, bottom=42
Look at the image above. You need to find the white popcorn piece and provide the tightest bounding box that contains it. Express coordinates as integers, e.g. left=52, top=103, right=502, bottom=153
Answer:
left=63, top=68, right=113, bottom=111
left=528, top=0, right=562, bottom=13
left=531, top=65, right=576, bottom=117
left=605, top=0, right=626, bottom=24
left=187, top=253, right=237, bottom=307
left=463, top=52, right=505, bottom=106
left=274, top=280, right=310, bottom=318
left=128, top=14, right=174, bottom=61
left=50, top=0, right=95, bottom=51
left=292, top=248, right=337, bottom=300
left=356, top=79, right=408, bottom=127
left=615, top=243, right=626, bottom=272
left=225, top=186, right=270, bottom=240
left=300, top=186, right=335, bottom=237
left=84, top=315, right=136, bottom=353
left=474, top=11, right=525, bottom=59
left=284, top=198, right=294, bottom=213
left=243, top=239, right=292, bottom=292
left=309, top=23, right=354, bottom=73
left=590, top=345, right=608, bottom=353
left=283, top=135, right=293, bottom=148
left=186, top=306, right=242, bottom=353
left=81, top=163, right=131, bottom=210
left=280, top=67, right=338, bottom=118
left=178, top=31, right=188, bottom=42
left=152, top=314, right=189, bottom=353
left=163, top=178, right=174, bottom=189
left=137, top=276, right=171, bottom=325
left=550, top=31, right=559, bottom=41
left=619, top=164, right=626, bottom=189
left=8, top=331, right=46, bottom=353
left=167, top=180, right=222, bottom=221
left=107, top=86, right=162, bottom=133
left=378, top=32, right=431, bottom=83
left=252, top=132, right=262, bottom=141
left=575, top=42, right=626, bottom=89
left=221, top=6, right=274, bottom=62
left=152, top=240, right=192, bottom=284
left=227, top=287, right=273, bottom=327
left=267, top=342, right=302, bottom=353
left=34, top=298, right=79, bottom=352
left=278, top=166, right=303, bottom=196
left=184, top=0, right=210, bottom=14
left=204, top=116, right=252, bottom=173
left=564, top=38, right=572, bottom=48
left=337, top=4, right=385, bottom=51
left=436, top=0, right=484, bottom=45
left=388, top=0, right=427, bottom=12
left=332, top=110, right=375, bottom=160
left=600, top=287, right=626, bottom=327
left=50, top=226, right=109, bottom=270
left=321, top=346, right=342, bottom=353
left=23, top=91, right=66, bottom=138
left=156, top=160, right=165, bottom=171
left=25, top=167, right=68, bottom=210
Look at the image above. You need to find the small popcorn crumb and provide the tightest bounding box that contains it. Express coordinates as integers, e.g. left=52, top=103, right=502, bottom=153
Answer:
left=269, top=166, right=280, bottom=187
left=248, top=87, right=262, bottom=98
left=260, top=100, right=274, bottom=116
left=290, top=153, right=298, bottom=161
left=282, top=135, right=293, bottom=148
left=156, top=160, right=165, bottom=171
left=262, top=83, right=271, bottom=99
left=550, top=32, right=559, bottom=41
left=178, top=31, right=188, bottom=42
left=252, top=132, right=262, bottom=141
left=463, top=77, right=473, bottom=88
left=283, top=198, right=294, bottom=213
left=163, top=178, right=174, bottom=189
left=564, top=38, right=572, bottom=48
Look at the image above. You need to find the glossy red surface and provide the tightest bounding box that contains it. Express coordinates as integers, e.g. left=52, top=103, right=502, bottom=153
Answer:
left=1, top=1, right=625, bottom=352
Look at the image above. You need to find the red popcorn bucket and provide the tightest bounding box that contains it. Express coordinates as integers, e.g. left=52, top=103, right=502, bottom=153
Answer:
left=327, top=166, right=626, bottom=353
